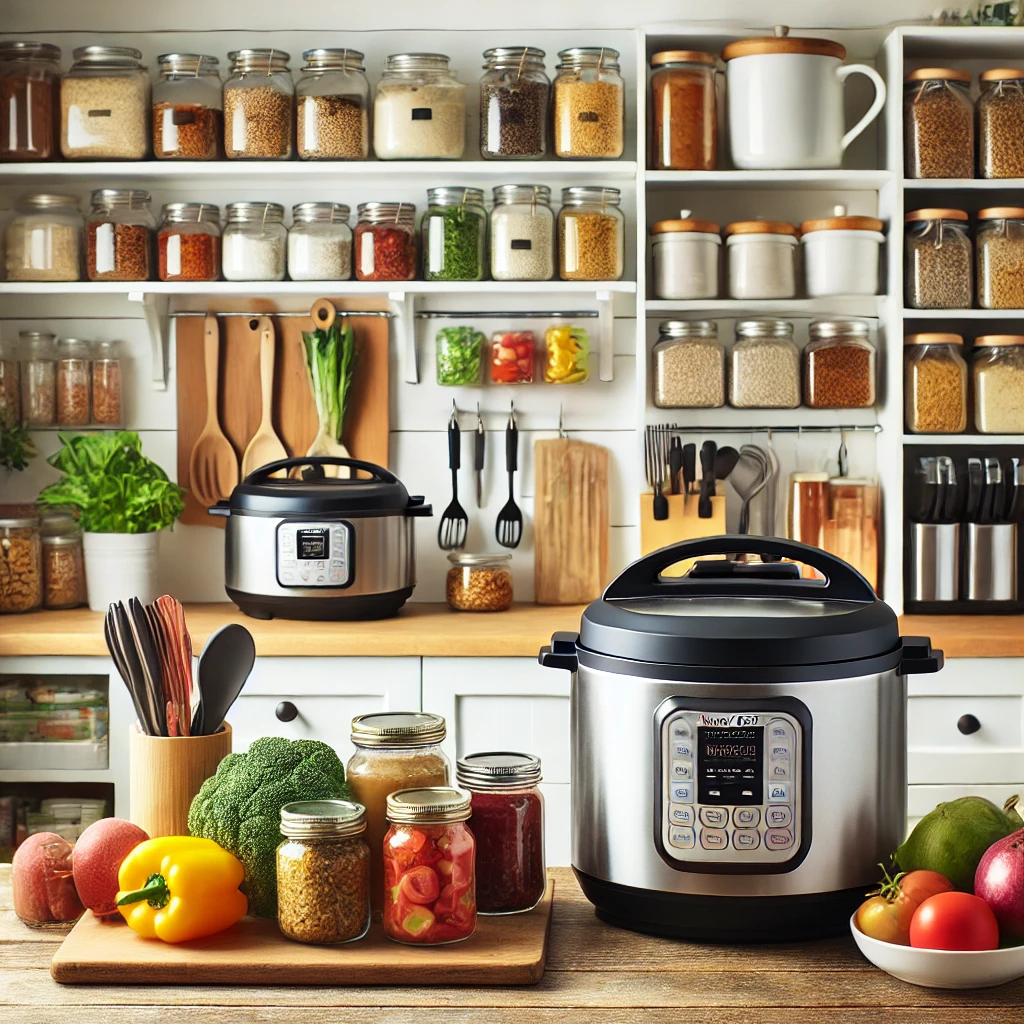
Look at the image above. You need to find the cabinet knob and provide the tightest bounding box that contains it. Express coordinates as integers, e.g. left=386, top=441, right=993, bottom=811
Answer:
left=957, top=713, right=981, bottom=736
left=276, top=701, right=298, bottom=723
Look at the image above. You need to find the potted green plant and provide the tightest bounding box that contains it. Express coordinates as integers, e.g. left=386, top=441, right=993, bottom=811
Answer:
left=37, top=432, right=185, bottom=611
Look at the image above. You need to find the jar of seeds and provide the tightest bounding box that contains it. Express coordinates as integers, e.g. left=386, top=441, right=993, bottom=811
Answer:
left=479, top=47, right=549, bottom=159
left=276, top=800, right=371, bottom=945
left=652, top=320, right=724, bottom=409
left=804, top=320, right=876, bottom=409
left=224, top=49, right=294, bottom=159
left=446, top=553, right=513, bottom=611
left=19, top=331, right=57, bottom=428
left=86, top=189, right=154, bottom=282
left=904, top=68, right=974, bottom=179
left=905, top=333, right=967, bottom=434
left=558, top=186, right=624, bottom=281
left=56, top=337, right=91, bottom=427
left=973, top=335, right=1024, bottom=434
left=0, top=41, right=62, bottom=161
left=40, top=515, right=84, bottom=611
left=0, top=337, right=20, bottom=428
left=905, top=208, right=973, bottom=309
left=0, top=514, right=42, bottom=614
left=490, top=184, right=555, bottom=281
left=422, top=187, right=487, bottom=282
left=5, top=194, right=83, bottom=282
left=296, top=48, right=370, bottom=160
left=729, top=319, right=800, bottom=409
left=153, top=53, right=222, bottom=160
left=976, top=207, right=1024, bottom=309
left=288, top=202, right=352, bottom=281
left=91, top=340, right=123, bottom=427
left=979, top=69, right=1024, bottom=179
left=158, top=202, right=222, bottom=282
left=222, top=202, right=287, bottom=281
left=552, top=47, right=624, bottom=159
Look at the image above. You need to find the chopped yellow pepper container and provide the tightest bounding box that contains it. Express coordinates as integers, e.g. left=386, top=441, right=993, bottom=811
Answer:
left=116, top=836, right=247, bottom=943
left=543, top=325, right=589, bottom=384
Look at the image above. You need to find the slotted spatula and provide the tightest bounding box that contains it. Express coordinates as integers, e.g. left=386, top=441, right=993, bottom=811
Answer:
left=438, top=403, right=468, bottom=551
left=496, top=403, right=523, bottom=548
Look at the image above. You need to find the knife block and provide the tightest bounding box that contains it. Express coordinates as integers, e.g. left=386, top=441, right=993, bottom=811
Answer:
left=129, top=722, right=232, bottom=838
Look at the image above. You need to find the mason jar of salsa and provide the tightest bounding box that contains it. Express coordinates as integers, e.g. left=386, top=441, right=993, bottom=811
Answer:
left=383, top=787, right=476, bottom=945
left=456, top=752, right=545, bottom=914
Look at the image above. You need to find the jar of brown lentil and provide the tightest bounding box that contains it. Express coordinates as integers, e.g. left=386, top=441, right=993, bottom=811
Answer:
left=276, top=800, right=371, bottom=946
left=905, top=333, right=968, bottom=434
left=650, top=50, right=717, bottom=171
left=86, top=188, right=154, bottom=282
left=153, top=53, right=223, bottom=160
left=904, top=68, right=974, bottom=179
left=55, top=337, right=92, bottom=427
left=224, top=49, right=294, bottom=160
left=979, top=69, right=1024, bottom=179
left=91, top=340, right=123, bottom=427
left=446, top=552, right=513, bottom=612
left=905, top=208, right=973, bottom=309
left=158, top=202, right=221, bottom=282
left=296, top=48, right=369, bottom=160
left=804, top=320, right=876, bottom=409
left=0, top=514, right=42, bottom=614
left=0, top=41, right=61, bottom=161
left=40, top=522, right=85, bottom=611
left=19, top=331, right=57, bottom=428
left=552, top=47, right=624, bottom=159
left=558, top=186, right=624, bottom=281
left=976, top=207, right=1024, bottom=310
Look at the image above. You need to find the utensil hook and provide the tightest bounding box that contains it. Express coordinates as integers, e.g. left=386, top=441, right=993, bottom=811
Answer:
left=558, top=404, right=567, bottom=439
left=838, top=429, right=849, bottom=478
left=449, top=398, right=458, bottom=428
left=508, top=399, right=516, bottom=429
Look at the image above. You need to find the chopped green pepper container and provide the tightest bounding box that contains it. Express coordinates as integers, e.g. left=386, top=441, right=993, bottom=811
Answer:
left=423, top=187, right=487, bottom=282
left=436, top=327, right=486, bottom=386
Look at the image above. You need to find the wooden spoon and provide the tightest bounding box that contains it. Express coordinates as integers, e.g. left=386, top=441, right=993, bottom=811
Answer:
left=241, top=316, right=289, bottom=478
left=188, top=314, right=239, bottom=507
left=300, top=299, right=350, bottom=480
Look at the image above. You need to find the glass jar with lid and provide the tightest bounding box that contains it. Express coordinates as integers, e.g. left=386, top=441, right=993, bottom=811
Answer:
left=0, top=41, right=61, bottom=161
left=5, top=193, right=82, bottom=282
left=977, top=207, right=1024, bottom=309
left=457, top=753, right=543, bottom=915
left=490, top=184, right=554, bottom=282
left=221, top=202, right=287, bottom=282
left=288, top=202, right=352, bottom=281
left=905, top=209, right=973, bottom=309
left=276, top=800, right=371, bottom=945
left=374, top=53, right=466, bottom=160
left=979, top=69, right=1024, bottom=179
left=55, top=337, right=91, bottom=427
left=479, top=47, right=549, bottom=159
left=0, top=513, right=42, bottom=614
left=543, top=324, right=589, bottom=384
left=804, top=320, right=876, bottom=409
left=383, top=788, right=476, bottom=944
left=61, top=46, right=149, bottom=159
left=650, top=50, right=717, bottom=171
left=354, top=202, right=417, bottom=282
left=650, top=213, right=721, bottom=300
left=297, top=48, right=369, bottom=160
left=153, top=53, right=222, bottom=160
left=973, top=335, right=1024, bottom=433
left=558, top=186, right=624, bottom=281
left=158, top=202, right=221, bottom=282
left=423, top=187, right=487, bottom=282
left=435, top=327, right=485, bottom=386
left=729, top=319, right=800, bottom=409
left=552, top=47, right=624, bottom=159
left=446, top=553, right=513, bottom=611
left=346, top=713, right=450, bottom=920
left=904, top=68, right=974, bottom=179
left=491, top=330, right=535, bottom=384
left=224, top=49, right=294, bottom=159
left=40, top=512, right=84, bottom=610
left=19, top=331, right=57, bottom=428
left=725, top=220, right=798, bottom=300
left=91, top=339, right=123, bottom=427
left=86, top=188, right=154, bottom=282
left=904, top=333, right=968, bottom=434
left=652, top=320, right=724, bottom=409
left=0, top=337, right=20, bottom=428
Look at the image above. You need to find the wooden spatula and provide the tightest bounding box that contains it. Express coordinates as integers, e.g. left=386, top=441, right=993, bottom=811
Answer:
left=242, top=316, right=289, bottom=478
left=188, top=314, right=239, bottom=508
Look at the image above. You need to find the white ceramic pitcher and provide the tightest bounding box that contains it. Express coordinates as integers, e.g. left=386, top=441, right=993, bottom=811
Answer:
left=723, top=27, right=886, bottom=170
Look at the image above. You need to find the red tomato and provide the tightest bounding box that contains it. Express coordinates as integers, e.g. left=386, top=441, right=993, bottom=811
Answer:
left=383, top=855, right=400, bottom=891
left=434, top=882, right=468, bottom=917
left=399, top=865, right=441, bottom=905
left=910, top=892, right=1000, bottom=951
left=387, top=827, right=426, bottom=870
left=428, top=921, right=471, bottom=944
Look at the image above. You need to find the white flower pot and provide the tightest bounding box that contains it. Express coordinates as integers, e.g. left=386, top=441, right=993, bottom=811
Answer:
left=82, top=531, right=162, bottom=612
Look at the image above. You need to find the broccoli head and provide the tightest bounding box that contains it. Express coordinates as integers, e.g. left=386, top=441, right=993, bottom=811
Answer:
left=187, top=735, right=350, bottom=917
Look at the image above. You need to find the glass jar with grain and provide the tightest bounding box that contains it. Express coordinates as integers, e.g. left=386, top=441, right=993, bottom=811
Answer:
left=480, top=47, right=549, bottom=160
left=158, top=202, right=222, bottom=283
left=446, top=552, right=513, bottom=611
left=905, top=209, right=973, bottom=309
left=5, top=193, right=83, bottom=282
left=346, top=713, right=450, bottom=921
left=221, top=202, right=287, bottom=282
left=976, top=207, right=1024, bottom=310
left=650, top=50, right=717, bottom=171
left=296, top=48, right=370, bottom=160
left=725, top=221, right=798, bottom=300
left=652, top=320, right=724, bottom=409
left=803, top=320, right=876, bottom=409
left=650, top=213, right=721, bottom=300
left=91, top=340, right=123, bottom=427
left=0, top=514, right=42, bottom=614
left=0, top=41, right=62, bottom=161
left=87, top=189, right=154, bottom=282
left=558, top=186, right=624, bottom=281
left=552, top=47, right=624, bottom=159
left=354, top=202, right=417, bottom=282
left=224, top=49, right=294, bottom=160
left=0, top=337, right=20, bottom=428
left=729, top=319, right=800, bottom=409
left=276, top=800, right=370, bottom=946
left=19, top=331, right=57, bottom=428
left=288, top=202, right=352, bottom=281
left=904, top=333, right=967, bottom=434
left=979, top=69, right=1024, bottom=179
left=973, top=335, right=1024, bottom=434
left=40, top=514, right=84, bottom=610
left=904, top=68, right=974, bottom=179
left=490, top=184, right=555, bottom=282
left=55, top=337, right=92, bottom=428
left=422, top=187, right=487, bottom=282
left=153, top=53, right=222, bottom=160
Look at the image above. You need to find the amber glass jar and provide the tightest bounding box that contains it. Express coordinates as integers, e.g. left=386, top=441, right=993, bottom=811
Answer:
left=0, top=41, right=61, bottom=161
left=650, top=50, right=717, bottom=170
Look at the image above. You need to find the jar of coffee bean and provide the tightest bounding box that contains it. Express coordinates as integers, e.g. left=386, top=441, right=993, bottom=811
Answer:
left=905, top=208, right=973, bottom=309
left=479, top=47, right=549, bottom=159
left=904, top=68, right=974, bottom=179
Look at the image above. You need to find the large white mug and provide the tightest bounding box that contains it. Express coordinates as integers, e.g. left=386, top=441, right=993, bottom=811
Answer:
left=723, top=30, right=886, bottom=170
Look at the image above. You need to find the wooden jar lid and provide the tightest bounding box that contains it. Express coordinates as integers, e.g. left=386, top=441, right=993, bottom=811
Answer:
left=905, top=333, right=964, bottom=345
left=981, top=68, right=1024, bottom=81
left=978, top=207, right=1024, bottom=219
left=904, top=209, right=969, bottom=222
left=905, top=67, right=971, bottom=82
left=800, top=215, right=884, bottom=233
left=651, top=217, right=720, bottom=235
left=722, top=36, right=845, bottom=61
left=651, top=50, right=716, bottom=67
left=724, top=220, right=798, bottom=236
left=975, top=335, right=1024, bottom=346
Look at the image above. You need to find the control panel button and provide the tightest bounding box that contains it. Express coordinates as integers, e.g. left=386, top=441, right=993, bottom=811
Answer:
left=733, top=829, right=761, bottom=850
left=768, top=760, right=791, bottom=780
left=699, top=806, right=728, bottom=828
left=668, top=804, right=694, bottom=826
left=700, top=828, right=728, bottom=850
left=766, top=827, right=794, bottom=850
left=767, top=783, right=791, bottom=803
left=669, top=827, right=695, bottom=850
left=670, top=782, right=693, bottom=804
left=671, top=760, right=693, bottom=780
left=670, top=720, right=691, bottom=740
left=733, top=807, right=760, bottom=828
left=765, top=805, right=792, bottom=829
left=672, top=741, right=693, bottom=758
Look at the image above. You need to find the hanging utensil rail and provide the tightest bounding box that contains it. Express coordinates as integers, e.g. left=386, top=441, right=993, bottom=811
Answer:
left=655, top=424, right=883, bottom=434
left=415, top=310, right=599, bottom=319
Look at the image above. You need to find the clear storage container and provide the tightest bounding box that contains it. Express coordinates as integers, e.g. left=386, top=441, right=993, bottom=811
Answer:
left=552, top=47, right=624, bottom=159
left=490, top=330, right=535, bottom=384
left=288, top=202, right=352, bottom=281
left=479, top=47, right=549, bottom=159
left=973, top=334, right=1024, bottom=434
left=423, top=187, right=486, bottom=282
left=904, top=68, right=974, bottom=179
left=224, top=49, right=294, bottom=159
left=977, top=207, right=1024, bottom=310
left=153, top=53, right=222, bottom=160
left=650, top=50, right=717, bottom=171
left=490, top=184, right=554, bottom=282
left=729, top=319, right=800, bottom=409
left=650, top=213, right=720, bottom=300
left=5, top=193, right=82, bottom=282
left=725, top=221, right=798, bottom=300
left=904, top=333, right=968, bottom=434
left=558, top=186, right=624, bottom=281
left=55, top=337, right=91, bottom=427
left=158, top=202, right=221, bottom=283
left=91, top=339, right=123, bottom=427
left=61, top=46, right=149, bottom=159
left=296, top=48, right=370, bottom=160
left=804, top=320, right=876, bottom=409
left=979, top=69, right=1024, bottom=179
left=435, top=327, right=485, bottom=386
left=652, top=320, right=724, bottom=409
left=19, top=331, right=57, bottom=428
left=354, top=202, right=417, bottom=282
left=86, top=188, right=154, bottom=282
left=0, top=514, right=43, bottom=614
left=0, top=337, right=20, bottom=428
left=41, top=522, right=85, bottom=611
left=221, top=202, right=287, bottom=282
left=543, top=324, right=589, bottom=384
left=0, top=41, right=61, bottom=161
left=905, top=208, right=973, bottom=309
left=446, top=552, right=514, bottom=610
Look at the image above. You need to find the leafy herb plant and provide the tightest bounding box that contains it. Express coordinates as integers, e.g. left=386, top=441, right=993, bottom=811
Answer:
left=0, top=422, right=36, bottom=473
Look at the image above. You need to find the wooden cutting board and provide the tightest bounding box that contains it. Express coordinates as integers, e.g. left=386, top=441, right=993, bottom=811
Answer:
left=51, top=878, right=553, bottom=986
left=639, top=493, right=726, bottom=577
left=175, top=298, right=390, bottom=528
left=533, top=438, right=610, bottom=605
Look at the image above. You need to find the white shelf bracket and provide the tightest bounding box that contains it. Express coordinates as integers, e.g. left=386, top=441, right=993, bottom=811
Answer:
left=390, top=291, right=418, bottom=384
left=127, top=289, right=170, bottom=391
left=596, top=289, right=614, bottom=382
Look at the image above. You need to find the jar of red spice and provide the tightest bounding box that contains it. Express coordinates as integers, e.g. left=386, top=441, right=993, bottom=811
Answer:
left=354, top=202, right=417, bottom=282
left=0, top=41, right=62, bottom=161
left=158, top=202, right=221, bottom=282
left=804, top=320, right=876, bottom=409
left=650, top=50, right=717, bottom=170
left=457, top=752, right=544, bottom=915
left=86, top=188, right=154, bottom=282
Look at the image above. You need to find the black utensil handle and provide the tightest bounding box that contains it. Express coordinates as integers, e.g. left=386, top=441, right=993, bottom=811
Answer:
left=653, top=489, right=668, bottom=521
left=474, top=429, right=485, bottom=471
left=244, top=457, right=398, bottom=485
left=449, top=420, right=461, bottom=472
left=698, top=475, right=712, bottom=519
left=506, top=421, right=518, bottom=473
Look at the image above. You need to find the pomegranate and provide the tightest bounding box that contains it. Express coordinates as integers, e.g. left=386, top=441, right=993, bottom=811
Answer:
left=974, top=826, right=1024, bottom=942
left=71, top=818, right=149, bottom=917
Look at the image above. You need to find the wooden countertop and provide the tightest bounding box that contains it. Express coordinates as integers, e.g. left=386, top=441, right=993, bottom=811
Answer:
left=2, top=866, right=1022, bottom=1022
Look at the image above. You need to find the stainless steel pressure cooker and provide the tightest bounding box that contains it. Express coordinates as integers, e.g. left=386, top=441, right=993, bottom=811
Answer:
left=540, top=536, right=943, bottom=942
left=210, top=457, right=431, bottom=621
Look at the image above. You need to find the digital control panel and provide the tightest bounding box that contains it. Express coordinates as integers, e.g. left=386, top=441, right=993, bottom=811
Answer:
left=276, top=521, right=353, bottom=588
left=660, top=709, right=801, bottom=865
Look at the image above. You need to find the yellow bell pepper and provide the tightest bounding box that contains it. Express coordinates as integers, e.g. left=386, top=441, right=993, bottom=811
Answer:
left=116, top=836, right=247, bottom=943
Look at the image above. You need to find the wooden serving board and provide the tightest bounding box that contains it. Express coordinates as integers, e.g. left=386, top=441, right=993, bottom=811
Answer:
left=175, top=298, right=390, bottom=528
left=51, top=878, right=553, bottom=986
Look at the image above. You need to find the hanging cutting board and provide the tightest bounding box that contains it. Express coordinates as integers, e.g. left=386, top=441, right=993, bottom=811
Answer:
left=534, top=438, right=610, bottom=605
left=175, top=298, right=390, bottom=528
left=639, top=493, right=726, bottom=577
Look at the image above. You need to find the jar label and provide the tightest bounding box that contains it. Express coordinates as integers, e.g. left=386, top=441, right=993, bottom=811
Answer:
left=160, top=106, right=180, bottom=151
left=578, top=111, right=599, bottom=122
left=28, top=227, right=47, bottom=271
left=94, top=222, right=115, bottom=275
left=165, top=233, right=182, bottom=277
left=360, top=231, right=375, bottom=276
left=231, top=107, right=246, bottom=154
left=427, top=215, right=444, bottom=273
left=411, top=107, right=433, bottom=121
left=511, top=239, right=533, bottom=250
left=87, top=109, right=112, bottom=118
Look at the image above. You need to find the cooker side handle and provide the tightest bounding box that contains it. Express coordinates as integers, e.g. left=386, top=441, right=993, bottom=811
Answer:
left=538, top=631, right=579, bottom=672
left=898, top=636, right=944, bottom=675
left=208, top=500, right=230, bottom=517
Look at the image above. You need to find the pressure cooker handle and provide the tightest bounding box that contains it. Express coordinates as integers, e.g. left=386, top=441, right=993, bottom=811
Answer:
left=242, top=457, right=399, bottom=486
left=602, top=535, right=876, bottom=604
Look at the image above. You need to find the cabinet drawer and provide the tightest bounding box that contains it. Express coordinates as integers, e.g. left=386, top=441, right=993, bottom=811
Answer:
left=907, top=783, right=1024, bottom=835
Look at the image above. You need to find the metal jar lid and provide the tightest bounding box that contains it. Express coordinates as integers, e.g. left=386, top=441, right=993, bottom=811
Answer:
left=19, top=330, right=56, bottom=346
left=736, top=319, right=794, bottom=338
left=357, top=201, right=416, bottom=225
left=658, top=320, right=717, bottom=339
left=72, top=45, right=144, bottom=67
left=41, top=533, right=82, bottom=548
left=161, top=202, right=221, bottom=225
left=456, top=752, right=542, bottom=790
left=18, top=193, right=79, bottom=211
left=158, top=53, right=219, bottom=76
left=493, top=184, right=552, bottom=205
left=556, top=46, right=620, bottom=70
left=809, top=319, right=871, bottom=340
left=0, top=41, right=61, bottom=61
left=292, top=202, right=351, bottom=224
left=386, top=787, right=471, bottom=825
left=226, top=201, right=286, bottom=224
left=228, top=48, right=291, bottom=72
left=427, top=187, right=485, bottom=208
left=350, top=711, right=446, bottom=748
left=384, top=53, right=452, bottom=72
left=561, top=186, right=621, bottom=206
left=301, top=48, right=366, bottom=72
left=56, top=338, right=91, bottom=359
left=482, top=46, right=546, bottom=68
left=280, top=799, right=367, bottom=839
left=0, top=514, right=40, bottom=529
left=447, top=552, right=513, bottom=568
left=90, top=188, right=151, bottom=210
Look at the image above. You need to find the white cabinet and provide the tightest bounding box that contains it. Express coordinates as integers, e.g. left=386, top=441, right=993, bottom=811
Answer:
left=907, top=783, right=1024, bottom=834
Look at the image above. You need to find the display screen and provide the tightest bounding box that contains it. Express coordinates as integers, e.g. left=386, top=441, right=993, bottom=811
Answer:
left=296, top=528, right=329, bottom=561
left=697, top=726, right=764, bottom=805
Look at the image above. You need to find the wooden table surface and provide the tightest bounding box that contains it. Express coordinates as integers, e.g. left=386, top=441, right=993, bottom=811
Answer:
left=2, top=865, right=1023, bottom=1022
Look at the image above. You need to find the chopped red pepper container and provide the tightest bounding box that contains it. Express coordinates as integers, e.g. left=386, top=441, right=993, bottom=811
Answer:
left=354, top=201, right=417, bottom=282
left=491, top=330, right=536, bottom=384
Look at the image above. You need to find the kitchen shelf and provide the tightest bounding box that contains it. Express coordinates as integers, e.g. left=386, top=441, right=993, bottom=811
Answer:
left=903, top=434, right=1024, bottom=445
left=903, top=309, right=1024, bottom=319
left=646, top=297, right=885, bottom=318
left=904, top=178, right=1024, bottom=190
left=645, top=169, right=893, bottom=191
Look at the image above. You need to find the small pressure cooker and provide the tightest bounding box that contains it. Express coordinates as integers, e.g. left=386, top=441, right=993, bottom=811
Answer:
left=540, top=537, right=943, bottom=942
left=210, top=457, right=431, bottom=621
